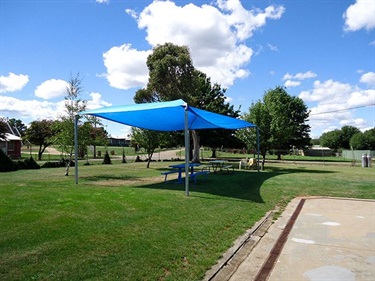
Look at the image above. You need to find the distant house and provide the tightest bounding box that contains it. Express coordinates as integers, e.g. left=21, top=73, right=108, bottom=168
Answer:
left=0, top=133, right=22, bottom=159
left=303, top=145, right=333, bottom=157
left=107, top=137, right=130, bottom=147
left=0, top=118, right=23, bottom=159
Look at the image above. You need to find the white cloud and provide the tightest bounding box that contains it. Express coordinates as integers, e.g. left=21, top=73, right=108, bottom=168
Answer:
left=35, top=79, right=68, bottom=100
left=0, top=95, right=65, bottom=120
left=105, top=0, right=285, bottom=89
left=0, top=93, right=112, bottom=122
left=339, top=118, right=366, bottom=127
left=96, top=0, right=109, bottom=4
left=347, top=89, right=375, bottom=106
left=360, top=71, right=375, bottom=88
left=283, top=71, right=316, bottom=88
left=299, top=79, right=353, bottom=103
left=284, top=80, right=300, bottom=88
left=300, top=79, right=375, bottom=136
left=0, top=72, right=29, bottom=93
left=370, top=40, right=375, bottom=46
left=87, top=92, right=112, bottom=110
left=267, top=43, right=278, bottom=52
left=102, top=44, right=150, bottom=90
left=283, top=71, right=317, bottom=81
left=216, top=0, right=285, bottom=40
left=343, top=0, right=375, bottom=32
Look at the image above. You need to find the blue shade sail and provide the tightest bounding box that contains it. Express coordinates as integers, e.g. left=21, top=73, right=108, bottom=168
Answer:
left=80, top=99, right=255, bottom=131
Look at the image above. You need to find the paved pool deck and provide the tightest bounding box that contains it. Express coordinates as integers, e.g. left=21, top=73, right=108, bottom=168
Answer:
left=206, top=197, right=375, bottom=281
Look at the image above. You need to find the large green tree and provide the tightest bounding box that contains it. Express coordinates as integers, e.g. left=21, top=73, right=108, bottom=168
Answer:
left=195, top=74, right=243, bottom=158
left=320, top=130, right=342, bottom=151
left=350, top=128, right=375, bottom=150
left=134, top=43, right=239, bottom=162
left=320, top=125, right=361, bottom=151
left=25, top=119, right=55, bottom=160
left=239, top=86, right=310, bottom=169
left=341, top=125, right=361, bottom=149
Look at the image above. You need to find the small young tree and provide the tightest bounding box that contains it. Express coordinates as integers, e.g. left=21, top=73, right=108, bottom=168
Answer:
left=53, top=73, right=87, bottom=176
left=131, top=127, right=166, bottom=168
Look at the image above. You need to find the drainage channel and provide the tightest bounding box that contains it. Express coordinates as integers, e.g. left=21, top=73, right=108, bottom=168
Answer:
left=204, top=210, right=276, bottom=281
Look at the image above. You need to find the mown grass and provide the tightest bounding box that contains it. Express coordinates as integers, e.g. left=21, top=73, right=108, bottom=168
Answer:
left=1, top=162, right=374, bottom=280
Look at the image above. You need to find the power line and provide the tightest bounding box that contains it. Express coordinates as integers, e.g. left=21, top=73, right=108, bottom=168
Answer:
left=310, top=103, right=375, bottom=116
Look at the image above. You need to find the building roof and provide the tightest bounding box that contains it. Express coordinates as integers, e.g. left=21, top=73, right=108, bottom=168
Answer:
left=0, top=133, right=22, bottom=142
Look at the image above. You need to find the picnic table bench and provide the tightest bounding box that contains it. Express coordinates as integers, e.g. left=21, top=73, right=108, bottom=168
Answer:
left=208, top=160, right=234, bottom=174
left=190, top=170, right=210, bottom=184
left=161, top=163, right=210, bottom=184
left=161, top=169, right=180, bottom=183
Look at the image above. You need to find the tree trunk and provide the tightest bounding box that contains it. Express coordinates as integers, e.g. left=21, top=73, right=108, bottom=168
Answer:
left=261, top=153, right=266, bottom=170
left=277, top=153, right=282, bottom=160
left=93, top=145, right=97, bottom=158
left=65, top=148, right=73, bottom=176
left=146, top=150, right=154, bottom=168
left=211, top=148, right=217, bottom=158
left=38, top=145, right=43, bottom=161
left=191, top=130, right=200, bottom=163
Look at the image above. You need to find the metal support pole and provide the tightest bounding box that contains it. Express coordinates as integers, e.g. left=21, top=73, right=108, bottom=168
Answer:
left=74, top=115, right=79, bottom=184
left=184, top=105, right=190, bottom=196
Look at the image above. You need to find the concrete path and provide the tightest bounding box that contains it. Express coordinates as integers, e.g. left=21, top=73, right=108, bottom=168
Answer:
left=207, top=197, right=375, bottom=281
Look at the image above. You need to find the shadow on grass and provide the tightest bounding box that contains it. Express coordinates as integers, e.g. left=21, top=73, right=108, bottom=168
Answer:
left=133, top=167, right=336, bottom=203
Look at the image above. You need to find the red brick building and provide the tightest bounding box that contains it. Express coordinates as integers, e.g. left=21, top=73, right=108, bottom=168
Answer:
left=0, top=133, right=22, bottom=159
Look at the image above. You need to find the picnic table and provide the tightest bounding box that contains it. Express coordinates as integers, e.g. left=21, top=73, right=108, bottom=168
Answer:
left=161, top=163, right=209, bottom=184
left=208, top=160, right=234, bottom=174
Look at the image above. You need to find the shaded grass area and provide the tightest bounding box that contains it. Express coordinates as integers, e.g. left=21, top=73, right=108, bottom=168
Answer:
left=1, top=162, right=374, bottom=280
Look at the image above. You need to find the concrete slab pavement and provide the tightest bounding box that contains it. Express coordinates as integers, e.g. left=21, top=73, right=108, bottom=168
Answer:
left=207, top=197, right=375, bottom=281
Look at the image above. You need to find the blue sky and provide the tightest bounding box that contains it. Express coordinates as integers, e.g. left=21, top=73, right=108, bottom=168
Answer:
left=1, top=0, right=374, bottom=139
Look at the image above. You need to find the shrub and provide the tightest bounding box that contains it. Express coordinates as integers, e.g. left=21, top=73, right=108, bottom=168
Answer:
left=42, top=159, right=74, bottom=168
left=17, top=157, right=40, bottom=170
left=102, top=151, right=112, bottom=164
left=0, top=149, right=18, bottom=172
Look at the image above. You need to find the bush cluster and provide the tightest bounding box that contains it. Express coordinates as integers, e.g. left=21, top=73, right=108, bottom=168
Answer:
left=42, top=159, right=75, bottom=168
left=0, top=149, right=40, bottom=172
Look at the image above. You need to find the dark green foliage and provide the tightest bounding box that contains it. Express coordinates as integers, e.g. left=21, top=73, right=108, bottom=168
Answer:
left=341, top=126, right=361, bottom=149
left=102, top=151, right=112, bottom=164
left=0, top=120, right=8, bottom=140
left=17, top=157, right=40, bottom=170
left=25, top=119, right=55, bottom=160
left=0, top=151, right=40, bottom=172
left=8, top=118, right=27, bottom=137
left=42, top=159, right=75, bottom=168
left=239, top=86, right=311, bottom=169
left=0, top=149, right=18, bottom=172
left=350, top=128, right=375, bottom=150
left=321, top=125, right=365, bottom=150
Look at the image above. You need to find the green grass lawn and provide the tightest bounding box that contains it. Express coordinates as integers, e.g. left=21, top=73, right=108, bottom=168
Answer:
left=1, top=161, right=374, bottom=280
